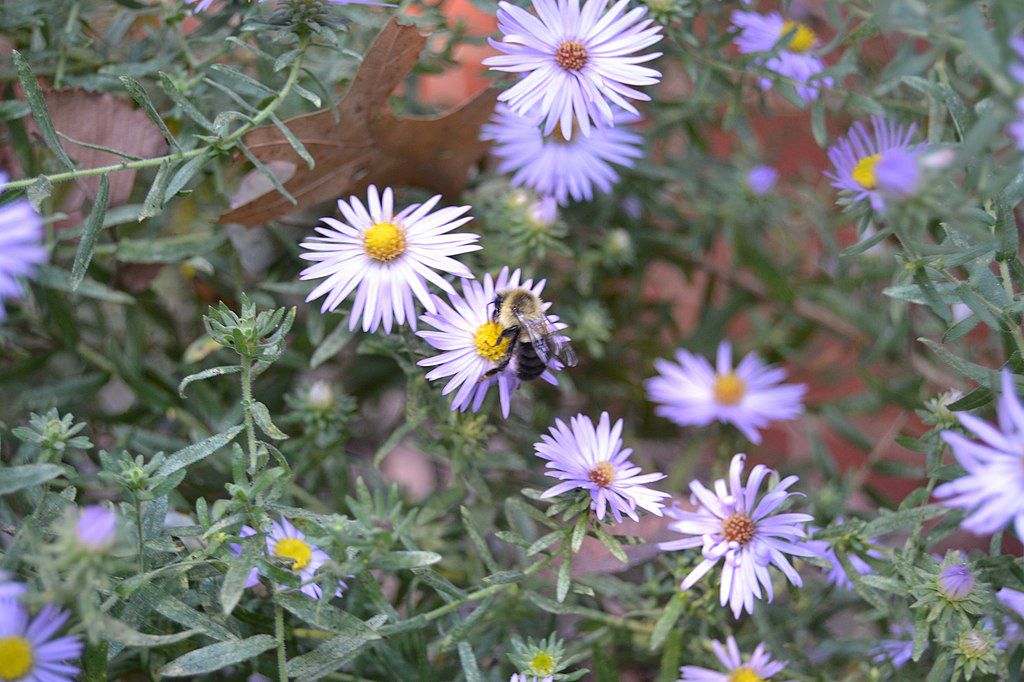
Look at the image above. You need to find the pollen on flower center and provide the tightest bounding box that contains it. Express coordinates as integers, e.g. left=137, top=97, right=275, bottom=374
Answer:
left=473, top=321, right=511, bottom=363
left=0, top=636, right=34, bottom=680
left=712, top=373, right=747, bottom=405
left=529, top=652, right=556, bottom=676
left=852, top=153, right=882, bottom=190
left=362, top=221, right=406, bottom=263
left=722, top=512, right=755, bottom=545
left=729, top=668, right=763, bottom=682
left=781, top=20, right=817, bottom=52
left=588, top=461, right=616, bottom=488
left=273, top=537, right=313, bottom=571
left=555, top=40, right=588, bottom=71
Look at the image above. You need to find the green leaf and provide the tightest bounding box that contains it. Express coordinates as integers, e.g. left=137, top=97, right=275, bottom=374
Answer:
left=250, top=401, right=288, bottom=440
left=285, top=631, right=377, bottom=679
left=119, top=75, right=181, bottom=151
left=221, top=536, right=259, bottom=615
left=527, top=530, right=563, bottom=557
left=70, top=174, right=110, bottom=291
left=97, top=617, right=198, bottom=647
left=460, top=506, right=498, bottom=573
left=368, top=551, right=442, bottom=571
left=158, top=72, right=215, bottom=130
left=593, top=525, right=628, bottom=564
left=179, top=365, right=241, bottom=397
left=26, top=176, right=52, bottom=211
left=457, top=642, right=483, bottom=682
left=154, top=425, right=245, bottom=477
left=810, top=95, right=826, bottom=147
left=556, top=553, right=572, bottom=603
left=139, top=161, right=173, bottom=220
left=570, top=514, right=588, bottom=553
left=159, top=635, right=276, bottom=677
left=13, top=50, right=74, bottom=170
left=164, top=151, right=212, bottom=199
left=0, top=464, right=64, bottom=495
left=119, top=232, right=227, bottom=264
left=650, top=592, right=686, bottom=651
left=861, top=505, right=947, bottom=537
left=277, top=593, right=383, bottom=638
left=136, top=584, right=237, bottom=641
left=270, top=113, right=314, bottom=169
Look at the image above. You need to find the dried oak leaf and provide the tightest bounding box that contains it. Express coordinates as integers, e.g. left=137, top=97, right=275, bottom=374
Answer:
left=220, top=18, right=497, bottom=228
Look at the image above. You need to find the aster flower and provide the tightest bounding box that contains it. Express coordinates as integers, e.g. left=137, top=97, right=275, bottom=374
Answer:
left=299, top=185, right=479, bottom=333
left=869, top=623, right=915, bottom=668
left=74, top=505, right=117, bottom=553
left=644, top=341, right=806, bottom=445
left=0, top=172, right=46, bottom=322
left=0, top=600, right=83, bottom=682
left=1011, top=37, right=1024, bottom=154
left=746, top=165, right=779, bottom=195
left=510, top=676, right=553, bottom=682
left=938, top=562, right=974, bottom=601
left=933, top=369, right=1024, bottom=540
left=483, top=0, right=663, bottom=140
left=187, top=0, right=390, bottom=12
left=418, top=267, right=567, bottom=418
left=0, top=571, right=26, bottom=600
left=806, top=526, right=878, bottom=591
left=534, top=412, right=670, bottom=523
left=481, top=105, right=644, bottom=205
left=730, top=11, right=833, bottom=103
left=678, top=635, right=788, bottom=681
left=235, top=517, right=345, bottom=600
left=998, top=587, right=1024, bottom=619
left=825, top=117, right=922, bottom=212
left=229, top=526, right=261, bottom=590
left=659, top=453, right=815, bottom=618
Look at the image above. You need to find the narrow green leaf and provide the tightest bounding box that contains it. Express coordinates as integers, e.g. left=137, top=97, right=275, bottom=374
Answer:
left=119, top=75, right=181, bottom=150
left=158, top=72, right=215, bottom=130
left=13, top=50, right=74, bottom=170
left=155, top=425, right=244, bottom=477
left=33, top=264, right=134, bottom=304
left=457, top=642, right=483, bottom=682
left=210, top=63, right=277, bottom=96
left=250, top=401, right=288, bottom=440
left=810, top=95, right=826, bottom=147
left=593, top=525, right=628, bottom=564
left=270, top=113, right=314, bottom=169
left=239, top=142, right=296, bottom=204
left=460, top=506, right=498, bottom=573
left=0, top=464, right=64, bottom=495
left=650, top=592, right=686, bottom=651
left=159, top=635, right=276, bottom=677
left=70, top=174, right=110, bottom=291
left=556, top=554, right=572, bottom=603
left=277, top=593, right=383, bottom=638
left=139, top=161, right=173, bottom=220
left=286, top=631, right=377, bottom=679
left=221, top=536, right=259, bottom=615
left=165, top=151, right=211, bottom=200
left=97, top=617, right=198, bottom=647
left=136, top=585, right=237, bottom=641
left=570, top=514, right=588, bottom=553
left=179, top=365, right=241, bottom=397
left=367, top=551, right=442, bottom=570
left=26, top=176, right=52, bottom=211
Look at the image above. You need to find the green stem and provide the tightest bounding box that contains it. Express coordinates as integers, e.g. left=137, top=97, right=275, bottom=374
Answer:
left=998, top=260, right=1024, bottom=356
left=240, top=356, right=259, bottom=476
left=2, top=34, right=311, bottom=192
left=274, top=597, right=288, bottom=682
left=134, top=496, right=145, bottom=575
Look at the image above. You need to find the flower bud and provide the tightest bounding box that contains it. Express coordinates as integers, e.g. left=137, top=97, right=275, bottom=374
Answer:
left=75, top=505, right=117, bottom=553
left=308, top=381, right=335, bottom=410
left=956, top=629, right=990, bottom=659
left=938, top=563, right=974, bottom=601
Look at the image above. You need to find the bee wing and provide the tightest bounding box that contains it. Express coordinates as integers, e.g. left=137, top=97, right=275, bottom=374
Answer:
left=513, top=311, right=577, bottom=368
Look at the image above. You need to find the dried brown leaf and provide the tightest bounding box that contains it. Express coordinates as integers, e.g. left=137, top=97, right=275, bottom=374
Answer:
left=221, top=18, right=497, bottom=227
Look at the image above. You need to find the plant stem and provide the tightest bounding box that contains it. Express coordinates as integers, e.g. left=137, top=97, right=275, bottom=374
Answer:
left=134, top=496, right=146, bottom=575
left=274, top=598, right=288, bottom=682
left=2, top=34, right=311, bottom=192
left=240, top=356, right=259, bottom=476
left=998, top=259, right=1024, bottom=356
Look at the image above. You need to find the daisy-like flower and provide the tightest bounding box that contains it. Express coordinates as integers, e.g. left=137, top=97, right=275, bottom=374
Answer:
left=933, top=369, right=1024, bottom=540
left=483, top=0, right=663, bottom=140
left=74, top=505, right=118, bottom=553
left=998, top=587, right=1024, bottom=619
left=299, top=185, right=479, bottom=334
left=1010, top=37, right=1024, bottom=154
left=0, top=572, right=26, bottom=600
left=0, top=173, right=46, bottom=322
left=825, top=117, right=922, bottom=212
left=678, top=635, right=788, bottom=681
left=481, top=105, right=644, bottom=205
left=535, top=412, right=669, bottom=522
left=644, top=341, right=806, bottom=445
left=0, top=599, right=83, bottom=682
left=806, top=520, right=880, bottom=590
left=418, top=267, right=567, bottom=418
left=236, top=517, right=345, bottom=600
left=869, top=623, right=915, bottom=668
left=746, top=165, right=779, bottom=195
left=659, top=453, right=816, bottom=618
left=730, top=11, right=833, bottom=103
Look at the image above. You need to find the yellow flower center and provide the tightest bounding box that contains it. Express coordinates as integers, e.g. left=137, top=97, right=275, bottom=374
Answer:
left=781, top=21, right=817, bottom=52
left=0, top=636, right=34, bottom=680
left=473, top=321, right=511, bottom=363
left=730, top=668, right=764, bottom=682
left=529, top=652, right=556, bottom=676
left=712, top=373, right=747, bottom=405
left=588, top=461, right=616, bottom=488
left=555, top=40, right=588, bottom=71
left=273, top=537, right=313, bottom=571
left=722, top=512, right=756, bottom=545
left=851, top=153, right=882, bottom=190
left=362, top=221, right=406, bottom=263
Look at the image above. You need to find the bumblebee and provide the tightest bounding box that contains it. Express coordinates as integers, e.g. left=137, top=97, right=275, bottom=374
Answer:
left=483, top=287, right=578, bottom=382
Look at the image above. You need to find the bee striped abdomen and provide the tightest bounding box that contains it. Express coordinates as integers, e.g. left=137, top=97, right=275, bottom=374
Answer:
left=515, top=342, right=547, bottom=381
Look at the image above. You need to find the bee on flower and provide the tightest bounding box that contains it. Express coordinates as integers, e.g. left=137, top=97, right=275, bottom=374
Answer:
left=730, top=10, right=833, bottom=103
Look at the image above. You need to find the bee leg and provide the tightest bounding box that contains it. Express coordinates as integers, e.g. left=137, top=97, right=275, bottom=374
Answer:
left=494, top=325, right=519, bottom=346
left=481, top=354, right=512, bottom=380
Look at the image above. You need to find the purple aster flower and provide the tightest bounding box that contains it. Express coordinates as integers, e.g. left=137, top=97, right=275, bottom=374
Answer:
left=730, top=11, right=833, bottom=103
left=1011, top=38, right=1024, bottom=154
left=482, top=105, right=643, bottom=205
left=299, top=185, right=480, bottom=333
left=534, top=412, right=670, bottom=523
left=870, top=623, right=915, bottom=668
left=483, top=0, right=663, bottom=140
left=0, top=571, right=26, bottom=600
left=233, top=518, right=345, bottom=600
left=510, top=676, right=553, bottom=682
left=806, top=524, right=879, bottom=591
left=746, top=165, right=779, bottom=195
left=678, top=635, right=787, bottom=681
left=658, top=453, right=816, bottom=618
left=0, top=599, right=83, bottom=682
left=418, top=267, right=567, bottom=418
left=74, top=505, right=117, bottom=553
left=825, top=117, right=921, bottom=212
left=0, top=172, right=46, bottom=322
left=229, top=526, right=261, bottom=590
left=933, top=369, right=1024, bottom=539
left=644, top=341, right=806, bottom=445
left=998, top=587, right=1024, bottom=619
left=938, top=562, right=975, bottom=601
left=188, top=0, right=390, bottom=12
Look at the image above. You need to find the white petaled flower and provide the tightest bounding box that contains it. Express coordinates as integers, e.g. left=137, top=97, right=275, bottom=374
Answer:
left=678, top=635, right=788, bottom=681
left=644, top=341, right=806, bottom=444
left=299, top=185, right=480, bottom=333
left=933, top=369, right=1024, bottom=539
left=659, top=453, right=816, bottom=618
left=534, top=412, right=670, bottom=523
left=418, top=267, right=567, bottom=418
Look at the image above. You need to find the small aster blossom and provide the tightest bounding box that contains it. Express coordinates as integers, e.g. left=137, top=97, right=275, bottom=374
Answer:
left=0, top=600, right=83, bottom=682
left=229, top=526, right=262, bottom=590
left=746, top=165, right=779, bottom=195
left=938, top=562, right=975, bottom=601
left=644, top=341, right=806, bottom=445
left=418, top=267, right=567, bottom=418
left=933, top=369, right=1024, bottom=540
left=659, top=453, right=816, bottom=618
left=825, top=117, right=921, bottom=212
left=806, top=531, right=878, bottom=591
left=730, top=11, right=833, bottom=103
left=482, top=105, right=644, bottom=205
left=534, top=412, right=670, bottom=523
left=74, top=505, right=118, bottom=553
left=0, top=172, right=46, bottom=322
left=869, top=623, right=915, bottom=668
left=483, top=0, right=663, bottom=140
left=299, top=185, right=479, bottom=333
left=1011, top=37, right=1024, bottom=153
left=998, top=587, right=1024, bottom=619
left=678, top=635, right=787, bottom=682
left=510, top=676, right=553, bottom=682
left=0, top=572, right=26, bottom=600
left=238, top=517, right=345, bottom=600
